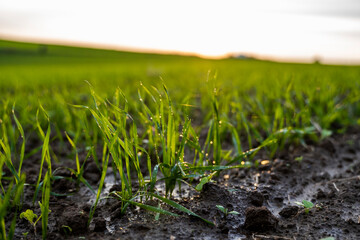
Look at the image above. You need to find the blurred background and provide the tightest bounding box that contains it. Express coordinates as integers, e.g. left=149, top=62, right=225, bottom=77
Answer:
left=1, top=0, right=359, bottom=64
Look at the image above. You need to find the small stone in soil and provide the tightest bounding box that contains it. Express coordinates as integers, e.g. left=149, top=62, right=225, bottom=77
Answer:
left=244, top=206, right=278, bottom=232
left=279, top=206, right=299, bottom=218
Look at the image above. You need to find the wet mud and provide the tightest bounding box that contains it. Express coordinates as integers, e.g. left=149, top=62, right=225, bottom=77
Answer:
left=5, top=128, right=360, bottom=239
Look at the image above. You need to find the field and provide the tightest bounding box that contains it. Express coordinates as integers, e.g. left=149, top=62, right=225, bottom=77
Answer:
left=1, top=39, right=360, bottom=239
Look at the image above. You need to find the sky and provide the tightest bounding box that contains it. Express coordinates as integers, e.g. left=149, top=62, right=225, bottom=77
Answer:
left=0, top=0, right=360, bottom=64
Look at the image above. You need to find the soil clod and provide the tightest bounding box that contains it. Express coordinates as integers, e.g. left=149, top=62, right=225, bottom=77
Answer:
left=244, top=206, right=278, bottom=232
left=83, top=162, right=101, bottom=184
left=57, top=206, right=89, bottom=235
left=200, top=182, right=230, bottom=204
left=279, top=206, right=299, bottom=218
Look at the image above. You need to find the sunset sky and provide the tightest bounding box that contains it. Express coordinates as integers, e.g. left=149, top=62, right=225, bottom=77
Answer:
left=1, top=0, right=359, bottom=64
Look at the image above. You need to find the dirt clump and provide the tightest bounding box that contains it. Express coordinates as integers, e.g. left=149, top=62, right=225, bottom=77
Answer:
left=83, top=161, right=101, bottom=184
left=244, top=206, right=278, bottom=232
left=279, top=206, right=299, bottom=218
left=56, top=205, right=89, bottom=235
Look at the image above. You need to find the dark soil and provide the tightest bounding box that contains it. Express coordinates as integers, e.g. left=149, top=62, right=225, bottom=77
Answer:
left=5, top=128, right=360, bottom=239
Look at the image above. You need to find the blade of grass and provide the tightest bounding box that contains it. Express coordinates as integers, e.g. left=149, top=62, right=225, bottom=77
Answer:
left=64, top=132, right=80, bottom=175
left=149, top=192, right=214, bottom=226
left=127, top=200, right=179, bottom=217
left=12, top=104, right=25, bottom=177
left=33, top=124, right=51, bottom=204
left=88, top=144, right=109, bottom=226
left=40, top=170, right=51, bottom=240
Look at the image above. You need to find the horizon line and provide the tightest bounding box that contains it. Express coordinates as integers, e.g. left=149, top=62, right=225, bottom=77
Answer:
left=1, top=34, right=360, bottom=66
